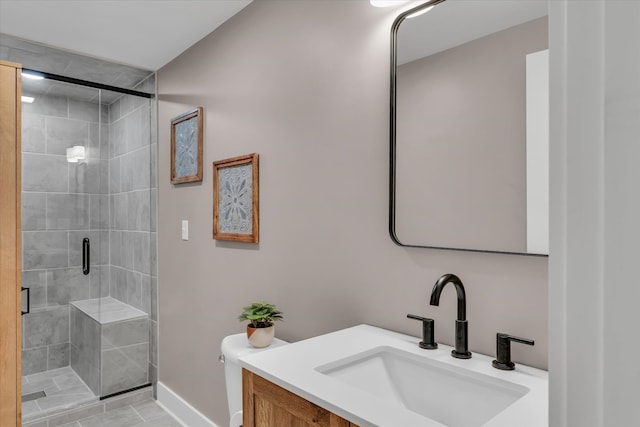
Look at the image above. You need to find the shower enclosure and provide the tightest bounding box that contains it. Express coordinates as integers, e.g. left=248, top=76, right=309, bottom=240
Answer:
left=6, top=35, right=158, bottom=422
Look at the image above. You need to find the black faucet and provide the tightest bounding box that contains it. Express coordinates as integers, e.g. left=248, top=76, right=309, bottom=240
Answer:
left=430, top=273, right=472, bottom=359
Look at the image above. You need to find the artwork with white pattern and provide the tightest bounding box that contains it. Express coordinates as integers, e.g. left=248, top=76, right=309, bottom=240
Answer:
left=218, top=164, right=253, bottom=234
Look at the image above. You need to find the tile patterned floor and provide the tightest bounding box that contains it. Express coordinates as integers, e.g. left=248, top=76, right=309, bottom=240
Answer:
left=23, top=384, right=183, bottom=427
left=22, top=367, right=97, bottom=420
left=59, top=400, right=182, bottom=427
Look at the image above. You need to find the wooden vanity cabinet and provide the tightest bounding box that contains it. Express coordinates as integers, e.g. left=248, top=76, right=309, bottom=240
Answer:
left=243, top=369, right=359, bottom=427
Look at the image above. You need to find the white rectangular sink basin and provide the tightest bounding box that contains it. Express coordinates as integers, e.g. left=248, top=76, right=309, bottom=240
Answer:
left=316, top=346, right=528, bottom=427
left=239, top=325, right=548, bottom=427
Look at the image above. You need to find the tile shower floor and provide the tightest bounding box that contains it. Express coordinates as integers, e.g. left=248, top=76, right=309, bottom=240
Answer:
left=22, top=373, right=182, bottom=427
left=22, top=367, right=97, bottom=420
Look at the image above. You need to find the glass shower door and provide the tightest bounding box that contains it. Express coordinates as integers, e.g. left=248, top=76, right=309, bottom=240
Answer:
left=21, top=76, right=108, bottom=418
left=21, top=70, right=154, bottom=421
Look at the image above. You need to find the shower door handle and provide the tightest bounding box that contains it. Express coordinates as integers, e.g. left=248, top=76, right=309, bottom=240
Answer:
left=21, top=287, right=30, bottom=315
left=82, top=237, right=90, bottom=275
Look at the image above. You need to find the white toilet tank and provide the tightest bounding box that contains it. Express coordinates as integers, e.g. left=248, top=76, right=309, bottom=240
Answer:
left=220, top=333, right=288, bottom=427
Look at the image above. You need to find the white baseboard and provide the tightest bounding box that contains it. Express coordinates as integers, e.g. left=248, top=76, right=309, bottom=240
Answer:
left=157, top=381, right=219, bottom=427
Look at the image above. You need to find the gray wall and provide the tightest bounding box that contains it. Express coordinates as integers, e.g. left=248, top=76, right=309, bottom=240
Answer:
left=157, top=1, right=548, bottom=425
left=548, top=1, right=640, bottom=426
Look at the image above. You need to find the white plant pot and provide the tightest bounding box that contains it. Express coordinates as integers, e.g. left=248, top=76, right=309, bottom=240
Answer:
left=246, top=325, right=275, bottom=348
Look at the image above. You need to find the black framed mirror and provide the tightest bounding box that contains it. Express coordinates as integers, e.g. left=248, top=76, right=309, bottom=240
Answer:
left=389, top=0, right=549, bottom=256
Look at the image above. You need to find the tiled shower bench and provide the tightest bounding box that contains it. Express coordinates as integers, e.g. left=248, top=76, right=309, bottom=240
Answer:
left=70, top=297, right=149, bottom=397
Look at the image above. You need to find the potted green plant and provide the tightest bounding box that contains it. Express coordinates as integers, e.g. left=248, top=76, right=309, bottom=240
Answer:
left=238, top=301, right=283, bottom=348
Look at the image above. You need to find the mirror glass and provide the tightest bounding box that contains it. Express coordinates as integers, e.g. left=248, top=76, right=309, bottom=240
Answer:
left=391, top=0, right=549, bottom=255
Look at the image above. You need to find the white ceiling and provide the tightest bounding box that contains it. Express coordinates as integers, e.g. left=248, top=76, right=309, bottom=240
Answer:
left=0, top=0, right=548, bottom=70
left=398, top=0, right=548, bottom=64
left=0, top=0, right=253, bottom=71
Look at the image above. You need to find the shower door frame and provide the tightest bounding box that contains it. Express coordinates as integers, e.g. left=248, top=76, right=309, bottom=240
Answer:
left=0, top=60, right=22, bottom=427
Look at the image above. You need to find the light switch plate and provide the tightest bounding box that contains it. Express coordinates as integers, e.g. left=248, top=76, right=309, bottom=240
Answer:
left=181, top=220, right=189, bottom=240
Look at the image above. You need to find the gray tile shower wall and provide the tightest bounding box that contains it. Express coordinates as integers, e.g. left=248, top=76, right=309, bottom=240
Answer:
left=22, top=153, right=69, bottom=192
left=107, top=73, right=158, bottom=390
left=0, top=33, right=152, bottom=92
left=21, top=94, right=110, bottom=376
left=22, top=305, right=69, bottom=349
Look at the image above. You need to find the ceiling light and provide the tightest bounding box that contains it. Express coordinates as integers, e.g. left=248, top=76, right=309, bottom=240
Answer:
left=21, top=96, right=34, bottom=103
left=21, top=71, right=45, bottom=81
left=370, top=0, right=410, bottom=7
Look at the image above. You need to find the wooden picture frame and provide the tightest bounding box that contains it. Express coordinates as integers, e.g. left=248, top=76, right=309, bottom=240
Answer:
left=171, top=107, right=203, bottom=184
left=213, top=153, right=259, bottom=243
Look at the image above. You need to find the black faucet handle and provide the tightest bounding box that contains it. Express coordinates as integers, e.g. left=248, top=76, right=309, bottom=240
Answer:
left=407, top=314, right=438, bottom=350
left=492, top=333, right=535, bottom=370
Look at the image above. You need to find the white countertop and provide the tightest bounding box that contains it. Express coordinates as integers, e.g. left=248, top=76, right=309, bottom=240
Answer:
left=239, top=324, right=548, bottom=427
